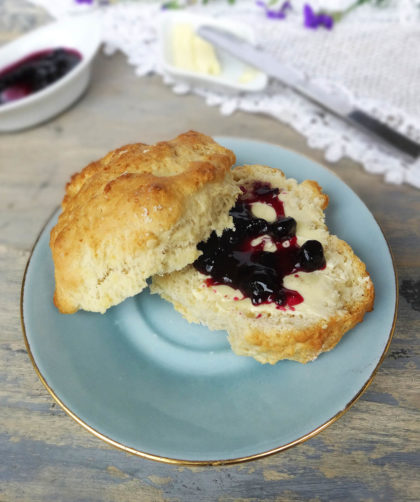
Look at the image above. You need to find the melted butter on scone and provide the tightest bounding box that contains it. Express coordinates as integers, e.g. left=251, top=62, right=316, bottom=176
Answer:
left=250, top=202, right=277, bottom=222
left=199, top=271, right=338, bottom=318
left=278, top=192, right=328, bottom=245
left=283, top=269, right=340, bottom=318
left=197, top=257, right=340, bottom=320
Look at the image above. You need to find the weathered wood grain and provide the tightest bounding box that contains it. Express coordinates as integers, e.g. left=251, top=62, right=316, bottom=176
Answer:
left=1, top=2, right=419, bottom=501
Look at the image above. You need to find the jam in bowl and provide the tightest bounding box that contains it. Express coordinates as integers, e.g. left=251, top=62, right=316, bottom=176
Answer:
left=0, top=48, right=82, bottom=106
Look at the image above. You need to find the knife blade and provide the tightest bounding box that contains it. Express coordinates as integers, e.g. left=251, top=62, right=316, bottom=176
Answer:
left=198, top=25, right=420, bottom=159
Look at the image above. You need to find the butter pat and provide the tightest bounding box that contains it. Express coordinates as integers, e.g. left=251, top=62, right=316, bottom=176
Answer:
left=172, top=23, right=221, bottom=76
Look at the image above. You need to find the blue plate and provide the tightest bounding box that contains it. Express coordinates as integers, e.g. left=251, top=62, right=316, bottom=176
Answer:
left=21, top=138, right=397, bottom=465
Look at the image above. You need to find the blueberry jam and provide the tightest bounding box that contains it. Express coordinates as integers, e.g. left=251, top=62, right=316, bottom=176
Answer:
left=194, top=182, right=326, bottom=308
left=0, top=48, right=82, bottom=105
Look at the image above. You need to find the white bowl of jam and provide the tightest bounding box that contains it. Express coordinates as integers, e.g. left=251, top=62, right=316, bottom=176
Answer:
left=0, top=14, right=101, bottom=132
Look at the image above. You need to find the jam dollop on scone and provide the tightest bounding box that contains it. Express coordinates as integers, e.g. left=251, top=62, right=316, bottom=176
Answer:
left=194, top=181, right=326, bottom=309
left=151, top=164, right=375, bottom=364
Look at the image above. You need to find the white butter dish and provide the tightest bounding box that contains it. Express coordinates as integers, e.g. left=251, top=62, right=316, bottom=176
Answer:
left=158, top=12, right=268, bottom=93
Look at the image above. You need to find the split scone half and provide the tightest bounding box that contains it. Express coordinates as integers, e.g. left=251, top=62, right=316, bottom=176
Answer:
left=151, top=164, right=375, bottom=364
left=50, top=131, right=240, bottom=314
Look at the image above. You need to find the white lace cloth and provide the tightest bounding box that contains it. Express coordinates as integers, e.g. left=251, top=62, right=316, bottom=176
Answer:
left=30, top=0, right=420, bottom=188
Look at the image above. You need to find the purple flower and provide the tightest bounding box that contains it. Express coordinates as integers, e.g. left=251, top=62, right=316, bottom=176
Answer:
left=75, top=0, right=94, bottom=4
left=256, top=1, right=292, bottom=20
left=161, top=1, right=179, bottom=9
left=303, top=4, right=334, bottom=30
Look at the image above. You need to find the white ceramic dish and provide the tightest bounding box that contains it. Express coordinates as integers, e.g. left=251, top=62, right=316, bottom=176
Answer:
left=159, top=12, right=268, bottom=93
left=0, top=14, right=102, bottom=132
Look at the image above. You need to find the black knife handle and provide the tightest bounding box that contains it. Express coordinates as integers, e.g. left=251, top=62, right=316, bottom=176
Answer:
left=348, top=110, right=420, bottom=159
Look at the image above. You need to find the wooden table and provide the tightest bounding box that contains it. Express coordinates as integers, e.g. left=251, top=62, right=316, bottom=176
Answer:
left=1, top=3, right=419, bottom=501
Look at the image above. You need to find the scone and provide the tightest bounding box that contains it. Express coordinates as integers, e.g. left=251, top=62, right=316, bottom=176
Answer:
left=50, top=131, right=240, bottom=314
left=151, top=164, right=375, bottom=364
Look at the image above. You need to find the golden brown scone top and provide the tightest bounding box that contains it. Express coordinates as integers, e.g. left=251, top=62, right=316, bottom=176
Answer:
left=62, top=130, right=235, bottom=215
left=50, top=131, right=236, bottom=314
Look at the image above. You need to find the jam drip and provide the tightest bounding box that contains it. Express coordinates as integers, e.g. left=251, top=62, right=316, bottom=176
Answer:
left=0, top=48, right=82, bottom=105
left=194, top=181, right=326, bottom=308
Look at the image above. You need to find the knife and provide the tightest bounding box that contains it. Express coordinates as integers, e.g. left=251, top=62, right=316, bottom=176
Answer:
left=198, top=25, right=420, bottom=159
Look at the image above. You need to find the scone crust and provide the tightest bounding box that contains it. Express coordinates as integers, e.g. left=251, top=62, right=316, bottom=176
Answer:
left=50, top=131, right=238, bottom=314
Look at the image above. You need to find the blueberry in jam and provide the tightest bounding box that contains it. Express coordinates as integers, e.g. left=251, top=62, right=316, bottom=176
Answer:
left=243, top=271, right=278, bottom=305
left=298, top=240, right=326, bottom=272
left=0, top=48, right=82, bottom=105
left=193, top=181, right=326, bottom=308
left=270, top=216, right=296, bottom=240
